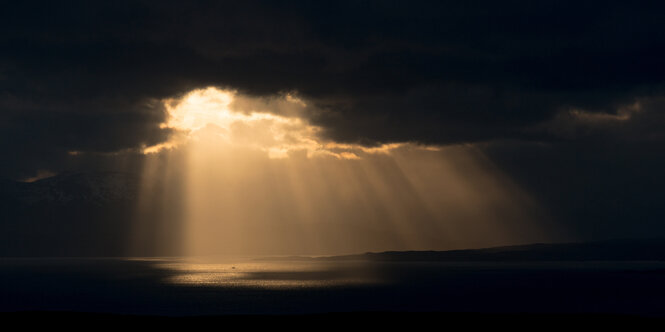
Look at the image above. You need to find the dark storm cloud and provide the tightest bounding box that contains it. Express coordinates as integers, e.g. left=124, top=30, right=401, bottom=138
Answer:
left=483, top=138, right=665, bottom=240
left=1, top=0, right=665, bottom=178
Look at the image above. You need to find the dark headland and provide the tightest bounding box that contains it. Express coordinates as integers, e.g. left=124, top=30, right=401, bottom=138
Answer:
left=259, top=238, right=665, bottom=262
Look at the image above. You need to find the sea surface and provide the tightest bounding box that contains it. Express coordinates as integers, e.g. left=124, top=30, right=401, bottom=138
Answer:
left=1, top=258, right=665, bottom=316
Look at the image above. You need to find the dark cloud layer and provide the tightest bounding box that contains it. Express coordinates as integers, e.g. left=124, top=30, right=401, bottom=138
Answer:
left=1, top=1, right=665, bottom=238
left=3, top=2, right=665, bottom=154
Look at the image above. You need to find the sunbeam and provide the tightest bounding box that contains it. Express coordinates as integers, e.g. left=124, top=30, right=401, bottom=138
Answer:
left=134, top=87, right=558, bottom=257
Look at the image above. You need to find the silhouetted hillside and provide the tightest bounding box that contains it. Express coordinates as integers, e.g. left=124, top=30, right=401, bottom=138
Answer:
left=262, top=238, right=665, bottom=262
left=0, top=171, right=139, bottom=206
left=0, top=172, right=141, bottom=256
left=348, top=239, right=665, bottom=261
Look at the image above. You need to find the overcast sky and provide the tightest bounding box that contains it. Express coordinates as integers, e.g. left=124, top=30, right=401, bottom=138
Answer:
left=2, top=1, right=664, bottom=241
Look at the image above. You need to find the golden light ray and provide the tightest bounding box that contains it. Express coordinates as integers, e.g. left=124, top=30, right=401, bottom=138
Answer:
left=134, top=86, right=559, bottom=257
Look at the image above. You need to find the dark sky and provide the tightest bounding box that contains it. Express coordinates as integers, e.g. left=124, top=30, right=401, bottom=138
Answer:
left=2, top=0, right=664, bottom=240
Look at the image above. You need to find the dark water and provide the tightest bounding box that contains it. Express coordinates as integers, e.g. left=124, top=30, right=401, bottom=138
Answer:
left=1, top=258, right=665, bottom=316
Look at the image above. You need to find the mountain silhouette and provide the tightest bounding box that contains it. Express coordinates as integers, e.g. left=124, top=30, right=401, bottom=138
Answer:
left=262, top=238, right=665, bottom=262
left=0, top=172, right=141, bottom=256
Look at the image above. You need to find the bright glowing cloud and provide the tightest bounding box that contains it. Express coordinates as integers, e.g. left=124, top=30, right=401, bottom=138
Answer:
left=146, top=87, right=409, bottom=159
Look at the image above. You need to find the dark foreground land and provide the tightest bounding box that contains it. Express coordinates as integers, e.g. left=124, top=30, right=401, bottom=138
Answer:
left=2, top=312, right=664, bottom=329
left=2, top=239, right=665, bottom=321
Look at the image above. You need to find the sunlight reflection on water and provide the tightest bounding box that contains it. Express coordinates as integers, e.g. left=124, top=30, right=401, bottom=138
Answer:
left=153, top=260, right=382, bottom=289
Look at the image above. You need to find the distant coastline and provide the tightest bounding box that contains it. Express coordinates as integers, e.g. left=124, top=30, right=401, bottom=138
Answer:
left=257, top=238, right=665, bottom=262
